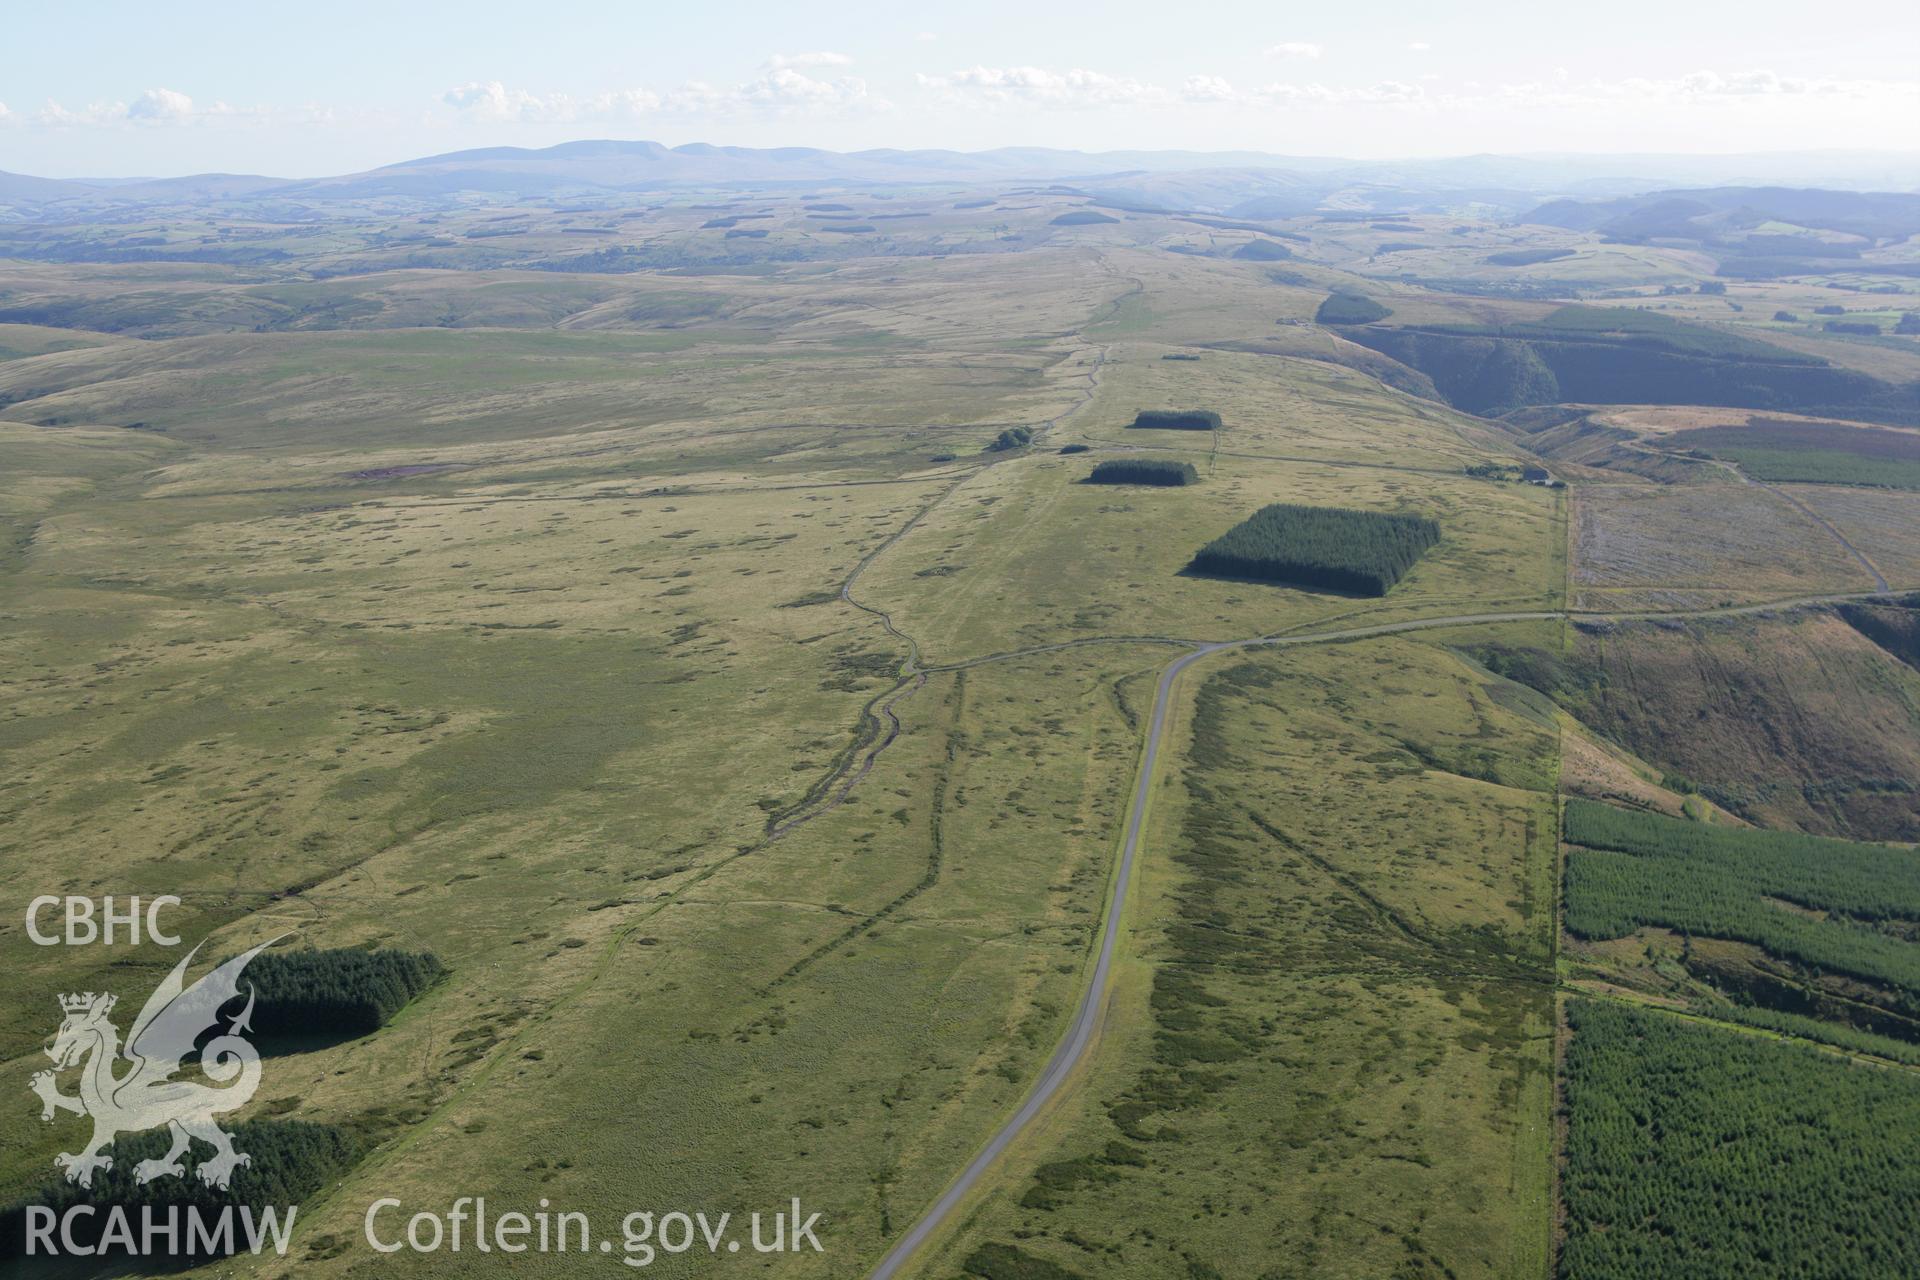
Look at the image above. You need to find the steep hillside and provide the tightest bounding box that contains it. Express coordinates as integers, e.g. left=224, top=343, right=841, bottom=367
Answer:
left=1477, top=609, right=1920, bottom=839
left=1346, top=306, right=1920, bottom=422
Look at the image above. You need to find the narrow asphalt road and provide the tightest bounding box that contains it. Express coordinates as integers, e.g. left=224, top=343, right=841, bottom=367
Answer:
left=864, top=588, right=1904, bottom=1278
left=866, top=637, right=1227, bottom=1280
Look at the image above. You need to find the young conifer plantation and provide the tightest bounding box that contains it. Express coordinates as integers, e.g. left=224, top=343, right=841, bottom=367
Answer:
left=1560, top=1000, right=1920, bottom=1280
left=1563, top=799, right=1920, bottom=993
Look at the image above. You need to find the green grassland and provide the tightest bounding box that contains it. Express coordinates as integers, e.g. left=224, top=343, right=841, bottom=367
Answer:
left=0, top=251, right=1144, bottom=1240
left=9, top=188, right=1919, bottom=1279
left=0, top=212, right=1578, bottom=1279
left=856, top=345, right=1561, bottom=664
left=924, top=631, right=1559, bottom=1279
left=312, top=641, right=1173, bottom=1277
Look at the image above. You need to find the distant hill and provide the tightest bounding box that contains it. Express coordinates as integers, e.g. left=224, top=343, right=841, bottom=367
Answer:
left=1520, top=186, right=1920, bottom=280
left=1522, top=186, right=1920, bottom=243
left=0, top=170, right=101, bottom=203
left=4, top=146, right=1918, bottom=220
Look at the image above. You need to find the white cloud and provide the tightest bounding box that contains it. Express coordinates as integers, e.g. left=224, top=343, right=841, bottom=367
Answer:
left=1672, top=69, right=1808, bottom=96
left=34, top=98, right=126, bottom=127
left=441, top=81, right=577, bottom=123
left=440, top=70, right=877, bottom=125
left=735, top=68, right=871, bottom=108
left=22, top=88, right=280, bottom=128
left=766, top=51, right=853, bottom=70
left=1488, top=68, right=1920, bottom=111
left=918, top=66, right=1171, bottom=108
left=1352, top=80, right=1425, bottom=104
left=1181, top=75, right=1237, bottom=103
left=128, top=87, right=196, bottom=121
left=1409, top=41, right=1431, bottom=52
left=1256, top=80, right=1426, bottom=106
left=917, top=63, right=1448, bottom=114
left=1263, top=42, right=1324, bottom=60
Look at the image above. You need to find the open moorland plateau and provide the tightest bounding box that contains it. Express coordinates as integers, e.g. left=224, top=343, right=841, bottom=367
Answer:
left=4, top=157, right=1920, bottom=1280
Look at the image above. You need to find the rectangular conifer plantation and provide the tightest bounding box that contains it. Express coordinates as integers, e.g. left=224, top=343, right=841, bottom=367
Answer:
left=1086, top=459, right=1197, bottom=486
left=245, top=947, right=444, bottom=1038
left=1129, top=409, right=1221, bottom=430
left=1187, top=503, right=1439, bottom=595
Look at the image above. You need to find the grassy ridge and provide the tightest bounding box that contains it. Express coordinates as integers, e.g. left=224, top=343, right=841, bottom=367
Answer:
left=1485, top=248, right=1575, bottom=267
left=1561, top=1000, right=1920, bottom=1280
left=1563, top=799, right=1920, bottom=992
left=1518, top=305, right=1821, bottom=361
left=1188, top=503, right=1439, bottom=595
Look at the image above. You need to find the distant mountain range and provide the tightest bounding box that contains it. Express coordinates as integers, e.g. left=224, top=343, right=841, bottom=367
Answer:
left=1523, top=187, right=1920, bottom=242
left=3, top=141, right=1917, bottom=220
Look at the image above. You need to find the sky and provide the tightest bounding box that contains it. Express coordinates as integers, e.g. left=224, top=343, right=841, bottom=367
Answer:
left=4, top=0, right=1919, bottom=179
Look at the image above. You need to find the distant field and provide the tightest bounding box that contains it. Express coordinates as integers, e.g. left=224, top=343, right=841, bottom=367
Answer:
left=1784, top=485, right=1920, bottom=585
left=1571, top=482, right=1874, bottom=606
left=1667, top=419, right=1920, bottom=488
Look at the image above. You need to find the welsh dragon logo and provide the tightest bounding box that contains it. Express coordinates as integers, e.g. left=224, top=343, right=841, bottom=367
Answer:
left=30, top=938, right=282, bottom=1190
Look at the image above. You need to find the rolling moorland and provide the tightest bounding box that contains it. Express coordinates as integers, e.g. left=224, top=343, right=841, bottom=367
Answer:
left=2, top=156, right=1919, bottom=1278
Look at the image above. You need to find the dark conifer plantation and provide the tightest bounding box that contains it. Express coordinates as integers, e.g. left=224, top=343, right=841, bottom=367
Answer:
left=1086, top=459, right=1196, bottom=486
left=1128, top=410, right=1220, bottom=431
left=1187, top=503, right=1439, bottom=595
left=242, top=948, right=444, bottom=1038
left=1, top=1121, right=359, bottom=1262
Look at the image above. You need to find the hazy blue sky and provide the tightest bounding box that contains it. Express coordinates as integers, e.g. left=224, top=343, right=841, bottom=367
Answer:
left=5, top=0, right=1918, bottom=177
